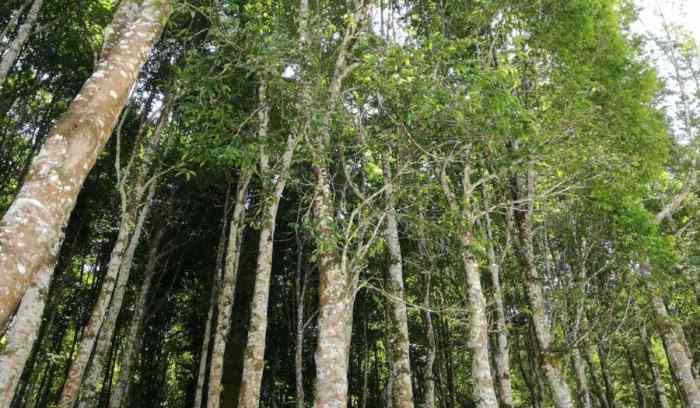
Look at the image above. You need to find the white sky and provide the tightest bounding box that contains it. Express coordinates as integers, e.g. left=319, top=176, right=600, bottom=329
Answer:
left=635, top=0, right=700, bottom=44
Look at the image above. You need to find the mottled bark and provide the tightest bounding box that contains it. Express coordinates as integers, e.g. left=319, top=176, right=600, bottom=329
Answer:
left=382, top=158, right=414, bottom=408
left=109, top=225, right=166, bottom=408
left=0, top=263, right=52, bottom=407
left=0, top=0, right=171, bottom=330
left=238, top=82, right=297, bottom=408
left=484, top=211, right=513, bottom=407
left=651, top=292, right=700, bottom=407
left=207, top=170, right=251, bottom=408
left=0, top=0, right=42, bottom=88
left=439, top=158, right=497, bottom=408
left=511, top=168, right=573, bottom=408
left=641, top=324, right=670, bottom=408
left=308, top=3, right=370, bottom=408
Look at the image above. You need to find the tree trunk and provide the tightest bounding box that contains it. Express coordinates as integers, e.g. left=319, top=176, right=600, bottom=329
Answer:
left=108, top=225, right=166, bottom=408
left=0, top=0, right=31, bottom=54
left=483, top=212, right=514, bottom=407
left=582, top=345, right=609, bottom=408
left=511, top=168, right=573, bottom=408
left=650, top=292, right=700, bottom=407
left=207, top=170, right=251, bottom=408
left=382, top=158, right=414, bottom=408
left=421, top=274, right=436, bottom=408
left=0, top=0, right=171, bottom=330
left=238, top=82, right=297, bottom=408
left=294, top=226, right=307, bottom=408
left=61, top=177, right=156, bottom=408
left=0, top=263, right=52, bottom=407
left=641, top=324, right=670, bottom=408
left=626, top=348, right=646, bottom=408
left=572, top=349, right=592, bottom=408
left=597, top=341, right=615, bottom=408
left=0, top=0, right=42, bottom=88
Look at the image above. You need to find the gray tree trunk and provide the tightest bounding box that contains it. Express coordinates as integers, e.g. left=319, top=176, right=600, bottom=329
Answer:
left=0, top=0, right=43, bottom=88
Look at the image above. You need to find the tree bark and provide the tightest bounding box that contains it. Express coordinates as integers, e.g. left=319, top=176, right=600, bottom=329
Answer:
left=108, top=224, right=166, bottom=408
left=483, top=211, right=514, bottom=407
left=0, top=0, right=31, bottom=54
left=641, top=324, right=670, bottom=408
left=597, top=341, right=615, bottom=408
left=207, top=169, right=251, bottom=408
left=294, top=226, right=307, bottom=408
left=421, top=268, right=436, bottom=408
left=572, top=349, right=592, bottom=408
left=0, top=263, right=52, bottom=407
left=382, top=158, right=414, bottom=408
left=626, top=348, right=646, bottom=408
left=238, top=81, right=297, bottom=408
left=511, top=168, right=573, bottom=408
left=0, top=0, right=171, bottom=330
left=0, top=0, right=42, bottom=88
left=650, top=292, right=700, bottom=407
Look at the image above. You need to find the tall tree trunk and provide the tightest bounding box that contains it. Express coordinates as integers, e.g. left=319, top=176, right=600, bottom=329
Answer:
left=61, top=177, right=156, bottom=408
left=308, top=3, right=370, bottom=408
left=439, top=158, right=497, bottom=408
left=0, top=0, right=171, bottom=330
left=582, top=345, right=609, bottom=408
left=650, top=292, right=700, bottom=407
left=237, top=82, right=297, bottom=408
left=511, top=168, right=573, bottom=408
left=483, top=211, right=513, bottom=407
left=572, top=349, right=592, bottom=408
left=641, top=324, right=670, bottom=408
left=207, top=170, right=252, bottom=408
left=0, top=0, right=42, bottom=88
left=0, top=263, right=52, bottom=407
left=294, top=225, right=307, bottom=408
left=421, top=270, right=436, bottom=408
left=382, top=158, right=414, bottom=408
left=626, top=348, right=646, bottom=408
left=108, top=224, right=166, bottom=408
left=597, top=341, right=615, bottom=408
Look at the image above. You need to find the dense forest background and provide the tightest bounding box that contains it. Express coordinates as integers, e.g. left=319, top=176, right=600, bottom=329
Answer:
left=0, top=0, right=699, bottom=407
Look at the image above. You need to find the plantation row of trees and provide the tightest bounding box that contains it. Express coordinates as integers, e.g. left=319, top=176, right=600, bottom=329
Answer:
left=0, top=0, right=699, bottom=407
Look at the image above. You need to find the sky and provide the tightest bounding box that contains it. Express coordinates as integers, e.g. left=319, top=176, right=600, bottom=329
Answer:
left=635, top=0, right=700, bottom=43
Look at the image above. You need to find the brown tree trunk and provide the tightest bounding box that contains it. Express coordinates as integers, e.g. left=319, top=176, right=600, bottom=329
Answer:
left=0, top=0, right=42, bottom=88
left=108, top=225, right=166, bottom=408
left=0, top=0, right=171, bottom=330
left=238, top=82, right=297, bottom=408
left=511, top=168, right=573, bottom=408
left=382, top=158, right=414, bottom=408
left=207, top=170, right=252, bottom=408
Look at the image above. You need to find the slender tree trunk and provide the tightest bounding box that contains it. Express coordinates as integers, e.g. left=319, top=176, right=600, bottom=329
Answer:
left=0, top=0, right=42, bottom=88
left=0, top=0, right=31, bottom=53
left=238, top=82, right=297, bottom=408
left=572, top=349, right=592, bottom=408
left=626, top=348, right=646, bottom=408
left=61, top=178, right=156, bottom=408
left=294, top=224, right=307, bottom=408
left=0, top=0, right=172, bottom=330
left=641, top=324, right=670, bottom=408
left=597, top=341, right=616, bottom=408
left=382, top=158, right=414, bottom=408
left=483, top=212, right=513, bottom=407
left=650, top=292, right=700, bottom=407
left=0, top=263, right=52, bottom=407
left=582, top=345, right=609, bottom=408
left=108, top=225, right=166, bottom=408
left=511, top=168, right=573, bottom=408
left=207, top=170, right=252, bottom=408
left=421, top=272, right=436, bottom=408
